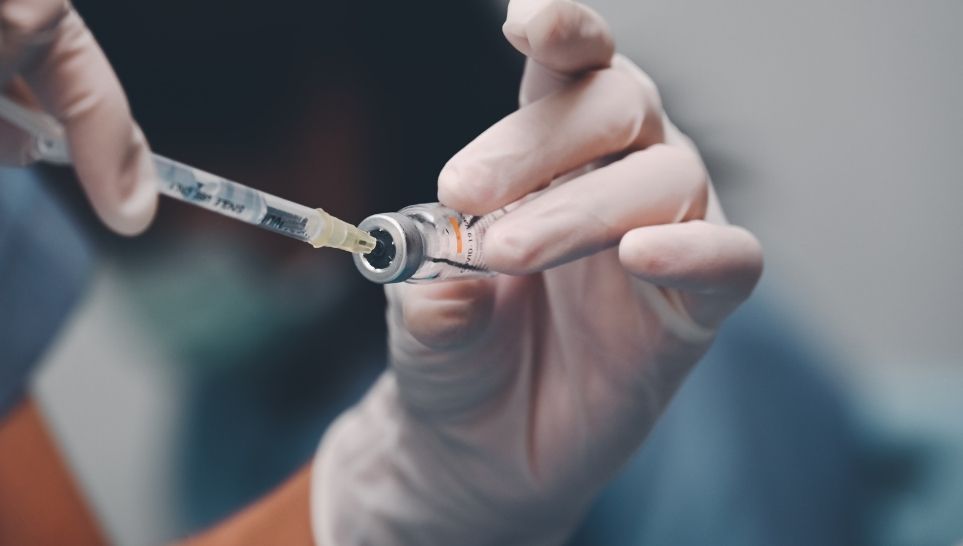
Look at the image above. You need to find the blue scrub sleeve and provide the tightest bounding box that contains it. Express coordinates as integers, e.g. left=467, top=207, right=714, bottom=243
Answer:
left=0, top=168, right=92, bottom=417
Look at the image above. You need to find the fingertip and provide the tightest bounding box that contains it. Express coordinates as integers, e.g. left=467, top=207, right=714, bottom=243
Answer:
left=728, top=225, right=765, bottom=292
left=436, top=165, right=463, bottom=209
left=505, top=0, right=613, bottom=73
left=79, top=124, right=159, bottom=236
left=92, top=182, right=157, bottom=236
left=501, top=20, right=531, bottom=55
left=437, top=162, right=495, bottom=216
left=104, top=176, right=158, bottom=236
left=526, top=0, right=614, bottom=73
left=619, top=222, right=765, bottom=323
left=92, top=157, right=159, bottom=236
left=504, top=0, right=554, bottom=36
left=484, top=218, right=551, bottom=275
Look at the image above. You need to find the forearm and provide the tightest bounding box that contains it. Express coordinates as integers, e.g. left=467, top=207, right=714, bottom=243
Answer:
left=0, top=395, right=314, bottom=546
left=0, top=398, right=107, bottom=546
left=178, top=466, right=314, bottom=546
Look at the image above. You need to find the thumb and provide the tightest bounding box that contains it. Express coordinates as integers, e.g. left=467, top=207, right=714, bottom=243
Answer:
left=385, top=280, right=502, bottom=420
left=388, top=279, right=495, bottom=353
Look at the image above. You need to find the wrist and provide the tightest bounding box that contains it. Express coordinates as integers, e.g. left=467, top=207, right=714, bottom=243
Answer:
left=310, top=373, right=583, bottom=546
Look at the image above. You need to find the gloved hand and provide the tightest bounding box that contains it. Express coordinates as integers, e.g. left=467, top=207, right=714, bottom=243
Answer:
left=0, top=0, right=156, bottom=234
left=311, top=0, right=763, bottom=543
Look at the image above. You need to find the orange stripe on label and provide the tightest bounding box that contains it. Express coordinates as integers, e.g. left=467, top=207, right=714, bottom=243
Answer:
left=448, top=217, right=463, bottom=254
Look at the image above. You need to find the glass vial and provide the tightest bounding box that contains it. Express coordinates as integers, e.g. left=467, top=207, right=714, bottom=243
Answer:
left=353, top=203, right=506, bottom=284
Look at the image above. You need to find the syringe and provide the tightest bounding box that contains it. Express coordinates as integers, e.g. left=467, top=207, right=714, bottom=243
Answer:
left=0, top=95, right=376, bottom=254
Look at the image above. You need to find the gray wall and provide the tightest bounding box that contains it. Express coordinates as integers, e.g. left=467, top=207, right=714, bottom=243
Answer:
left=587, top=0, right=963, bottom=369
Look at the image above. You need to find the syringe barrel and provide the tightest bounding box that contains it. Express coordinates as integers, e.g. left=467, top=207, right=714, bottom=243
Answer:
left=353, top=203, right=506, bottom=284
left=153, top=154, right=322, bottom=243
left=7, top=96, right=377, bottom=253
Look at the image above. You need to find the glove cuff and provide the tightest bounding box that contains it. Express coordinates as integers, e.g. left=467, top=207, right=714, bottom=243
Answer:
left=310, top=373, right=582, bottom=546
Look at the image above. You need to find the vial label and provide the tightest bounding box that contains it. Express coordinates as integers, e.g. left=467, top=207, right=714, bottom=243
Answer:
left=415, top=208, right=507, bottom=282
left=438, top=214, right=494, bottom=273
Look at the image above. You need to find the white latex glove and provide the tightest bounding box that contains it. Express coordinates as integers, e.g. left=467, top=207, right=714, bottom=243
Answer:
left=0, top=0, right=157, bottom=234
left=311, top=1, right=763, bottom=544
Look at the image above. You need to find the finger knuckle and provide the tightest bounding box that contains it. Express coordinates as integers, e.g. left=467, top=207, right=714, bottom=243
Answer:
left=592, top=67, right=643, bottom=109
left=527, top=1, right=577, bottom=53
left=486, top=224, right=542, bottom=273
left=401, top=293, right=491, bottom=350
left=615, top=54, right=662, bottom=105
left=611, top=56, right=666, bottom=140
left=406, top=306, right=471, bottom=350
left=580, top=68, right=648, bottom=147
left=650, top=143, right=709, bottom=198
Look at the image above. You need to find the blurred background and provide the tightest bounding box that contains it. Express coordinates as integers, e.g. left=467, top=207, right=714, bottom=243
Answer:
left=14, top=0, right=961, bottom=544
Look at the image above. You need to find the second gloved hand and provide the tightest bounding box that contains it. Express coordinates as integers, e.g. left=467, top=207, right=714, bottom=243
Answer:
left=311, top=0, right=763, bottom=544
left=0, top=0, right=157, bottom=234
